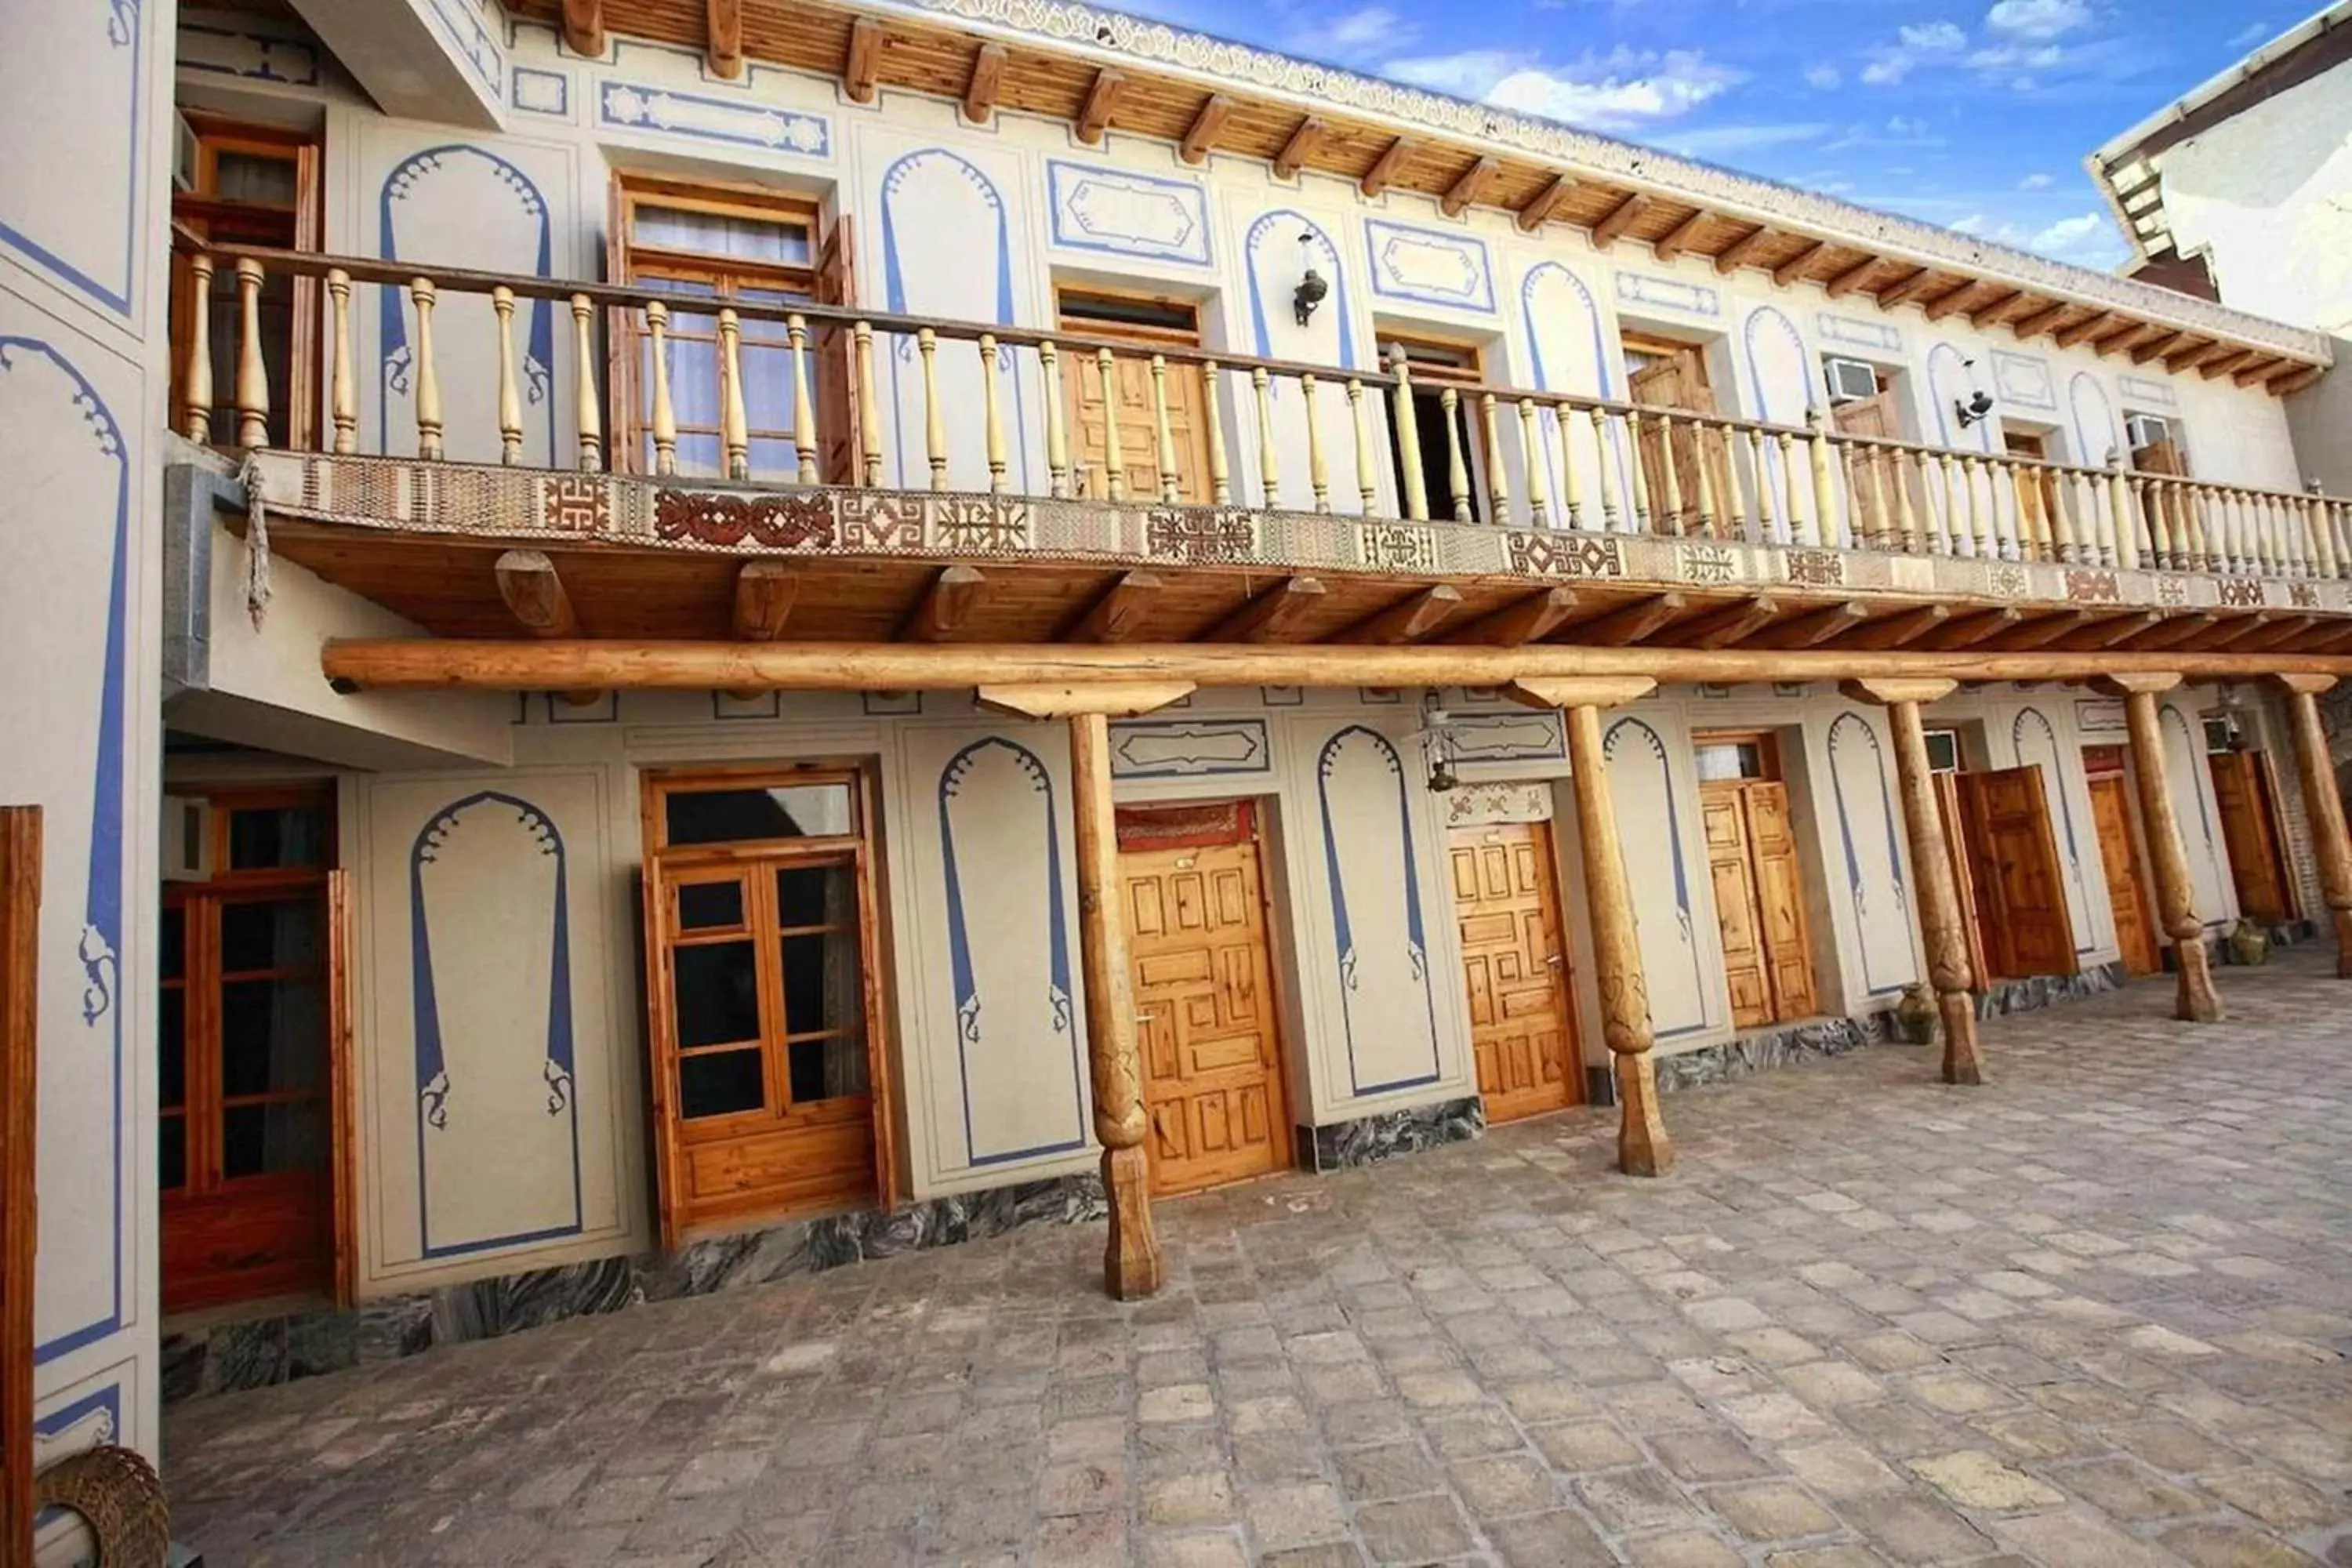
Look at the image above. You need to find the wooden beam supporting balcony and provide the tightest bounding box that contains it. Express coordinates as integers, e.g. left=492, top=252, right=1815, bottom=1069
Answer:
left=1180, top=93, right=1232, bottom=164
left=2234, top=355, right=2294, bottom=387
left=2121, top=612, right=2218, bottom=652
left=561, top=0, right=604, bottom=56
left=1360, top=136, right=1414, bottom=198
left=1916, top=606, right=2020, bottom=650
left=1711, top=226, right=1774, bottom=275
left=1756, top=600, right=1869, bottom=649
left=1980, top=611, right=2091, bottom=652
left=2131, top=329, right=2191, bottom=365
left=898, top=564, right=985, bottom=642
left=1922, top=281, right=1981, bottom=321
left=1875, top=268, right=1939, bottom=310
left=1208, top=576, right=1325, bottom=643
left=2009, top=301, right=2072, bottom=341
left=2055, top=610, right=2161, bottom=651
left=731, top=561, right=799, bottom=642
left=706, top=0, right=744, bottom=78
left=1967, top=289, right=2028, bottom=328
left=1650, top=208, right=1708, bottom=263
left=1442, top=157, right=1497, bottom=218
left=495, top=550, right=602, bottom=706
left=1333, top=584, right=1463, bottom=644
left=1824, top=256, right=1881, bottom=299
left=1516, top=174, right=1575, bottom=232
left=844, top=16, right=885, bottom=102
left=1676, top=595, right=1781, bottom=650
left=1771, top=240, right=1828, bottom=289
left=1443, top=587, right=1578, bottom=647
left=1838, top=604, right=1950, bottom=650
left=1572, top=592, right=1686, bottom=647
left=962, top=42, right=1007, bottom=123
left=1590, top=192, right=1650, bottom=250
left=2165, top=339, right=2231, bottom=374
left=2276, top=365, right=2328, bottom=396
left=1061, top=571, right=1163, bottom=644
left=2238, top=615, right=2318, bottom=653
left=1274, top=118, right=1326, bottom=180
left=2200, top=348, right=2261, bottom=381
left=2056, top=311, right=2119, bottom=350
left=2186, top=612, right=2277, bottom=652
left=1077, top=68, right=1125, bottom=144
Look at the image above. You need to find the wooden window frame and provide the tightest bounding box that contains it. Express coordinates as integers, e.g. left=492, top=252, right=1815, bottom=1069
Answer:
left=170, top=114, right=322, bottom=450
left=1692, top=728, right=1785, bottom=783
left=638, top=762, right=900, bottom=1248
left=160, top=782, right=351, bottom=1313
left=1385, top=328, right=1497, bottom=521
left=1055, top=284, right=1205, bottom=347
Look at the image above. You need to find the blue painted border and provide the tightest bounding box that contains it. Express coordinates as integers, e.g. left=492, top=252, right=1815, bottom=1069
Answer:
left=938, top=738, right=1086, bottom=1166
left=513, top=65, right=571, bottom=116
left=2068, top=370, right=2118, bottom=468
left=422, top=0, right=503, bottom=103
left=33, top=1381, right=122, bottom=1526
left=1448, top=711, right=1564, bottom=763
left=1615, top=270, right=1720, bottom=319
left=409, top=792, right=583, bottom=1259
left=1363, top=219, right=1494, bottom=314
left=1991, top=348, right=2056, bottom=411
left=597, top=78, right=833, bottom=157
left=1522, top=262, right=1630, bottom=510
left=180, top=20, right=321, bottom=86
left=5, top=339, right=130, bottom=1365
left=1109, top=717, right=1270, bottom=779
left=1743, top=305, right=1817, bottom=537
left=2013, top=708, right=2092, bottom=954
left=0, top=2, right=141, bottom=317
left=1316, top=726, right=1441, bottom=1095
left=1826, top=712, right=1915, bottom=994
left=880, top=148, right=1029, bottom=490
left=1604, top=717, right=1708, bottom=1037
left=1243, top=210, right=1354, bottom=367
left=1046, top=160, right=1211, bottom=267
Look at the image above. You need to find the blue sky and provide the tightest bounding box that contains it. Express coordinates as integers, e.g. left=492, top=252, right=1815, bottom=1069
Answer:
left=1122, top=0, right=2296, bottom=272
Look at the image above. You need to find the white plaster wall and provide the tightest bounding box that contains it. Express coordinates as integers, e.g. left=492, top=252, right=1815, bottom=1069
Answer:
left=5, top=0, right=176, bottom=1523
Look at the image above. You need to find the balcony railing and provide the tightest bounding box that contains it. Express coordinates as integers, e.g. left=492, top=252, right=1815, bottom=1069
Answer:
left=177, top=237, right=2352, bottom=583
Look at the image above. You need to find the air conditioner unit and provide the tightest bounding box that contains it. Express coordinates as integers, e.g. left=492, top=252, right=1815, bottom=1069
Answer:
left=2125, top=412, right=2171, bottom=451
left=1823, top=356, right=1880, bottom=405
left=173, top=112, right=200, bottom=194
left=162, top=795, right=212, bottom=882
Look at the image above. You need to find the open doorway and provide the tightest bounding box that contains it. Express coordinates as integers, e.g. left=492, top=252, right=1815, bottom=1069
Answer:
left=1385, top=331, right=1496, bottom=523
left=2082, top=745, right=2162, bottom=975
left=1446, top=815, right=1582, bottom=1123
left=1624, top=331, right=1735, bottom=536
left=1825, top=354, right=1906, bottom=543
left=2001, top=423, right=2067, bottom=557
left=2204, top=713, right=2299, bottom=924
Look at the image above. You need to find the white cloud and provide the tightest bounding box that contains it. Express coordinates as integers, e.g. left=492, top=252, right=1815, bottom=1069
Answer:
left=1985, top=0, right=2090, bottom=38
left=1953, top=213, right=1988, bottom=233
left=1901, top=20, right=1970, bottom=49
left=1286, top=5, right=1416, bottom=63
left=1804, top=63, right=1843, bottom=89
left=2228, top=19, right=2271, bottom=47
left=1860, top=21, right=1966, bottom=85
left=2026, top=210, right=2126, bottom=263
left=2019, top=172, right=2054, bottom=190
left=1886, top=114, right=1930, bottom=137
left=1388, top=45, right=1743, bottom=131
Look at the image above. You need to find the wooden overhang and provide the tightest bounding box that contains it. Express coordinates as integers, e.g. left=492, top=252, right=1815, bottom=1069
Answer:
left=504, top=0, right=2328, bottom=390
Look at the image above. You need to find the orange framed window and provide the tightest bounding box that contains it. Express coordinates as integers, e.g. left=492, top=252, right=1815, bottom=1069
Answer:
left=169, top=115, right=321, bottom=449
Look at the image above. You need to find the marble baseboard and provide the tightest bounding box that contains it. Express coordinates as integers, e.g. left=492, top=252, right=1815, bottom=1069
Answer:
left=1302, top=1095, right=1484, bottom=1172
left=1653, top=1011, right=1899, bottom=1095
left=160, top=1173, right=1105, bottom=1405
left=1976, top=960, right=2129, bottom=1018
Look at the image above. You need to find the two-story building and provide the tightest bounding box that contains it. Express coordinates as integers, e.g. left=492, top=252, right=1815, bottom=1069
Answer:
left=9, top=0, right=2352, bottom=1541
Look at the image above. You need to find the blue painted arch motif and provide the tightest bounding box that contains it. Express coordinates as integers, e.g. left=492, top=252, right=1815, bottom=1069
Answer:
left=1315, top=726, right=1439, bottom=1095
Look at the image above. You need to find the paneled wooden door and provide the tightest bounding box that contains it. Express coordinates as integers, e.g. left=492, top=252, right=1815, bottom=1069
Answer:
left=1627, top=339, right=1736, bottom=538
left=1831, top=391, right=1901, bottom=543
left=1698, top=744, right=1820, bottom=1029
left=1956, top=766, right=2080, bottom=979
left=1119, top=805, right=1290, bottom=1196
left=1447, top=820, right=1581, bottom=1123
left=2209, top=750, right=2298, bottom=923
left=1058, top=290, right=1214, bottom=504
left=2085, top=768, right=2161, bottom=976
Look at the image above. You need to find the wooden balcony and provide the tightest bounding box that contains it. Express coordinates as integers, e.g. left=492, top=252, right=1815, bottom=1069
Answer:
left=177, top=239, right=2352, bottom=686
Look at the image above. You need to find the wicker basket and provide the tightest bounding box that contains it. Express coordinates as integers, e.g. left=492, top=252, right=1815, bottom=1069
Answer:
left=31, top=1444, right=171, bottom=1567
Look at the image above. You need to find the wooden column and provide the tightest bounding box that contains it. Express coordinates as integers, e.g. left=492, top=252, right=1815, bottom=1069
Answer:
left=1515, top=677, right=1671, bottom=1175
left=977, top=682, right=1193, bottom=1299
left=1842, top=680, right=1983, bottom=1084
left=2, top=807, right=38, bottom=1564
left=2276, top=673, right=2352, bottom=976
left=2100, top=673, right=2225, bottom=1022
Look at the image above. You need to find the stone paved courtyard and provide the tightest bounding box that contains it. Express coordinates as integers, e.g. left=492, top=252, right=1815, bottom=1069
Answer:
left=163, top=949, right=2352, bottom=1566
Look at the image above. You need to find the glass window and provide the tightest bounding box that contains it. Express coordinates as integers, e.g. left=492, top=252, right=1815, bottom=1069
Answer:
left=220, top=898, right=322, bottom=972
left=227, top=804, right=329, bottom=871
left=1924, top=729, right=1963, bottom=775
left=677, top=880, right=746, bottom=931
left=635, top=204, right=812, bottom=267
left=665, top=782, right=855, bottom=847
left=1694, top=742, right=1766, bottom=782
left=222, top=1101, right=325, bottom=1179
left=672, top=941, right=762, bottom=1049
left=680, top=1049, right=766, bottom=1120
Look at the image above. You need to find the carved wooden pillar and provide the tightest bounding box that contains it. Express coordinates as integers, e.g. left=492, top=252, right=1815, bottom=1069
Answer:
left=2276, top=674, right=2352, bottom=977
left=1843, top=680, right=1983, bottom=1084
left=976, top=681, right=1195, bottom=1298
left=1515, top=677, right=1669, bottom=1175
left=2100, top=674, right=2224, bottom=1022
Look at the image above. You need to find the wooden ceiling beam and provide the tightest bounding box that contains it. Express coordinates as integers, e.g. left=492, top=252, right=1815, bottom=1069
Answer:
left=1180, top=93, right=1232, bottom=165
left=2120, top=612, right=2218, bottom=652
left=898, top=564, right=985, bottom=642
left=1921, top=280, right=1980, bottom=321
left=2187, top=612, right=2278, bottom=652
left=1360, top=136, right=1415, bottom=199
left=1676, top=595, right=1780, bottom=649
left=1208, top=576, right=1326, bottom=643
left=731, top=561, right=798, bottom=641
left=1771, top=239, right=1828, bottom=288
left=1756, top=600, right=1867, bottom=649
left=1333, top=584, right=1464, bottom=644
left=495, top=549, right=601, bottom=706
left=2054, top=611, right=2160, bottom=651
left=1979, top=610, right=2092, bottom=652
left=1916, top=606, right=2021, bottom=650
left=1443, top=586, right=1578, bottom=647
left=1590, top=191, right=1650, bottom=250
left=2134, top=329, right=2191, bottom=364
left=706, top=0, right=743, bottom=79
left=1274, top=118, right=1326, bottom=180
left=2009, top=301, right=2072, bottom=340
left=2274, top=364, right=2328, bottom=396
left=1061, top=570, right=1163, bottom=643
left=1837, top=603, right=1950, bottom=650
left=1824, top=256, right=1881, bottom=299
left=1650, top=208, right=1708, bottom=263
left=1874, top=267, right=1939, bottom=310
left=1711, top=225, right=1775, bottom=276
left=961, top=42, right=1006, bottom=123
left=2237, top=615, right=2318, bottom=653
left=2094, top=320, right=2164, bottom=354
left=1569, top=592, right=1686, bottom=647
left=1441, top=156, right=1497, bottom=218
left=561, top=0, right=603, bottom=57
left=2165, top=338, right=2230, bottom=373
left=2232, top=355, right=2289, bottom=387
left=1967, top=289, right=2028, bottom=327
left=2201, top=347, right=2261, bottom=380
left=1076, top=67, right=1125, bottom=144
left=1516, top=173, right=1575, bottom=232
left=2055, top=310, right=2119, bottom=350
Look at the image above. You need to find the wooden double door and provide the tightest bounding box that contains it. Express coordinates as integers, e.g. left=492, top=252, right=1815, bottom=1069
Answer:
left=1937, top=765, right=2079, bottom=982
left=1697, top=735, right=1819, bottom=1029
left=2209, top=749, right=2299, bottom=924
left=2084, top=750, right=2162, bottom=975
left=1059, top=290, right=1214, bottom=503
left=1446, top=820, right=1582, bottom=1123
left=1118, top=802, right=1290, bottom=1196
left=1627, top=336, right=1737, bottom=537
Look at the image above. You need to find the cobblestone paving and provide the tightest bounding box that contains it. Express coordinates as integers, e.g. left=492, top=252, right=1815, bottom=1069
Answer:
left=165, top=949, right=2352, bottom=1566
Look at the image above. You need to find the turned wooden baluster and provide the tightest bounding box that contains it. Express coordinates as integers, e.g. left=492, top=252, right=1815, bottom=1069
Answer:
left=1865, top=445, right=1893, bottom=550
left=492, top=285, right=524, bottom=465
left=1519, top=399, right=1548, bottom=526
left=2107, top=456, right=2140, bottom=570
left=644, top=302, right=678, bottom=477
left=978, top=334, right=1008, bottom=495
left=1779, top=430, right=1806, bottom=546
left=407, top=275, right=441, bottom=460
left=854, top=321, right=883, bottom=487
left=1745, top=427, right=1773, bottom=543
left=1588, top=408, right=1617, bottom=531
left=1038, top=339, right=1070, bottom=499
left=1388, top=348, right=1429, bottom=521
left=1095, top=347, right=1127, bottom=503
left=234, top=257, right=270, bottom=448
left=1301, top=373, right=1330, bottom=512
left=2079, top=472, right=2110, bottom=567
left=1203, top=361, right=1232, bottom=506
left=183, top=252, right=215, bottom=441
left=1696, top=421, right=1724, bottom=539
left=325, top=267, right=356, bottom=456
left=1893, top=448, right=1922, bottom=554
left=1971, top=458, right=2002, bottom=560
left=1347, top=379, right=1378, bottom=514
left=1251, top=366, right=1279, bottom=508
left=1655, top=412, right=1687, bottom=535
left=1482, top=392, right=1511, bottom=524
left=789, top=314, right=821, bottom=485
left=1931, top=452, right=1961, bottom=557
left=1805, top=409, right=1837, bottom=547
left=570, top=294, right=601, bottom=471
left=1552, top=405, right=1582, bottom=528
left=2307, top=485, right=2340, bottom=579
left=915, top=327, right=946, bottom=491
left=1149, top=354, right=1181, bottom=503
left=719, top=307, right=750, bottom=482
left=1439, top=387, right=1471, bottom=521
left=1626, top=411, right=1655, bottom=535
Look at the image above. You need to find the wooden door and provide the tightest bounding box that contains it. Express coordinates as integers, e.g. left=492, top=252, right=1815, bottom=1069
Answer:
left=2004, top=431, right=2061, bottom=555
left=1744, top=784, right=1820, bottom=1020
left=1957, top=766, right=2079, bottom=979
left=1121, top=811, right=1289, bottom=1195
left=1835, top=394, right=1900, bottom=542
left=1933, top=773, right=1991, bottom=990
left=1701, top=779, right=1817, bottom=1028
left=815, top=216, right=862, bottom=485
left=2086, top=773, right=2161, bottom=975
left=1628, top=345, right=1733, bottom=535
left=1059, top=293, right=1213, bottom=503
left=1447, top=821, right=1581, bottom=1123
left=2209, top=750, right=2296, bottom=922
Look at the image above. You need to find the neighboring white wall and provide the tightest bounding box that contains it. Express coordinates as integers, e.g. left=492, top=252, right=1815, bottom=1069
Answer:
left=2, top=0, right=176, bottom=1527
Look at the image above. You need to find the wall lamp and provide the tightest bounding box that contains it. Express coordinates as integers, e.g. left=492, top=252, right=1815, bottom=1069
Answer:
left=1953, top=390, right=1995, bottom=430
left=1293, top=230, right=1328, bottom=328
